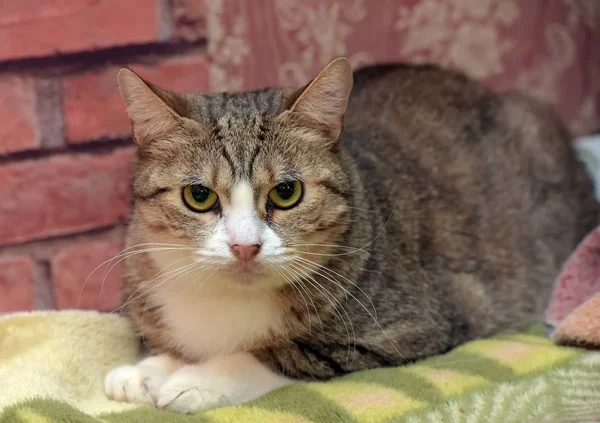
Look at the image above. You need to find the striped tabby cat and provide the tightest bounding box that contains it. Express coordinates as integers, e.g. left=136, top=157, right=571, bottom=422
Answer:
left=104, top=58, right=597, bottom=413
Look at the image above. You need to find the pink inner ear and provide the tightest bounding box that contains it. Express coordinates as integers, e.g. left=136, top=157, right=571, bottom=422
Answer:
left=288, top=58, right=353, bottom=138
left=546, top=226, right=600, bottom=327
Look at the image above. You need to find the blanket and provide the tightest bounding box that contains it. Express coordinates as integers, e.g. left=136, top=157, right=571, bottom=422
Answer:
left=546, top=226, right=600, bottom=348
left=0, top=310, right=599, bottom=423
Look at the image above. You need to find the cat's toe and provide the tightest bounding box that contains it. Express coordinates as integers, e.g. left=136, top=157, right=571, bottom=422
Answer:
left=156, top=372, right=229, bottom=414
left=104, top=364, right=168, bottom=405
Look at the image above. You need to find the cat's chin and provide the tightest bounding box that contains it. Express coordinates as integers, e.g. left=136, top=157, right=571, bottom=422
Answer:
left=221, top=262, right=268, bottom=287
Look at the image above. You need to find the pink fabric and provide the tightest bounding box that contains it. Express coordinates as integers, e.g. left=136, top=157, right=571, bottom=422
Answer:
left=208, top=0, right=600, bottom=135
left=552, top=293, right=600, bottom=347
left=546, top=226, right=600, bottom=344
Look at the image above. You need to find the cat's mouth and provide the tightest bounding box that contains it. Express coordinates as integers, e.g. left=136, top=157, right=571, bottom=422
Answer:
left=222, top=261, right=267, bottom=285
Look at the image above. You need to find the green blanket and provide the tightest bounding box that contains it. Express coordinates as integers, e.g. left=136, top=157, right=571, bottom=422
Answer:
left=0, top=311, right=599, bottom=423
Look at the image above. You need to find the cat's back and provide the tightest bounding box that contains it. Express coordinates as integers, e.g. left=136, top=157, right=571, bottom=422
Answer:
left=343, top=62, right=584, bottom=209
left=345, top=63, right=569, bottom=166
left=341, top=63, right=597, bottom=333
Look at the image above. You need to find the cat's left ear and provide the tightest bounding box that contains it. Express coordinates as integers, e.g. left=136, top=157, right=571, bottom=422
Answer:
left=117, top=68, right=187, bottom=144
left=287, top=57, right=353, bottom=140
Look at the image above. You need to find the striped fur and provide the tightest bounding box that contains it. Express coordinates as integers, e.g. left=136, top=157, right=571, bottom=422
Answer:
left=106, top=58, right=597, bottom=412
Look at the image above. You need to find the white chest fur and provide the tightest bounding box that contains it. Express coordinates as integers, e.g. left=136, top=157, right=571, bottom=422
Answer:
left=153, top=278, right=284, bottom=360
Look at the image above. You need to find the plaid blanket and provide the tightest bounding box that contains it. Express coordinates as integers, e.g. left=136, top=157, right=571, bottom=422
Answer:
left=0, top=310, right=599, bottom=423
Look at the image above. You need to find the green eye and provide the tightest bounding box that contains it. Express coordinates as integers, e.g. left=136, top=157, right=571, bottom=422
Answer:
left=182, top=185, right=219, bottom=212
left=268, top=181, right=303, bottom=210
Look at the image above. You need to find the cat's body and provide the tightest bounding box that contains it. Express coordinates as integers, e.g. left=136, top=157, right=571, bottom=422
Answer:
left=105, top=59, right=597, bottom=413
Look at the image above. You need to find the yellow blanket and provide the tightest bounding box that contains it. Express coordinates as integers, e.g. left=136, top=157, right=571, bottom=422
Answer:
left=1, top=310, right=599, bottom=423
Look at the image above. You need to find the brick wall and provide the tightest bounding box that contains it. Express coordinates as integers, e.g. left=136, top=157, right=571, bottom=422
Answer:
left=0, top=0, right=209, bottom=312
left=1, top=0, right=598, bottom=314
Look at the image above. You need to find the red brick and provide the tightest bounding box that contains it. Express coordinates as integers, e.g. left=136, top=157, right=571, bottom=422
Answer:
left=0, top=76, right=39, bottom=155
left=0, top=256, right=35, bottom=312
left=64, top=54, right=210, bottom=143
left=0, top=76, right=64, bottom=155
left=0, top=0, right=171, bottom=62
left=52, top=239, right=123, bottom=311
left=0, top=147, right=134, bottom=246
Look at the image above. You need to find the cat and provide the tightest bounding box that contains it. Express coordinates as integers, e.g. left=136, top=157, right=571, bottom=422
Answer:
left=104, top=57, right=598, bottom=414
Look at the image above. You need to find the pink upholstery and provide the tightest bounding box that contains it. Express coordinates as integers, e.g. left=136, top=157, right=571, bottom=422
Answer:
left=208, top=0, right=600, bottom=135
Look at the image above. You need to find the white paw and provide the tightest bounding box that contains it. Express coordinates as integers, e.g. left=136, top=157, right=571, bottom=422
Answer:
left=104, top=364, right=170, bottom=405
left=156, top=366, right=234, bottom=414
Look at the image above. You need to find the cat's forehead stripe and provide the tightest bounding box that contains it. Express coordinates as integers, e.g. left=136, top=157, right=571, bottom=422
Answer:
left=198, top=90, right=284, bottom=121
left=247, top=145, right=261, bottom=179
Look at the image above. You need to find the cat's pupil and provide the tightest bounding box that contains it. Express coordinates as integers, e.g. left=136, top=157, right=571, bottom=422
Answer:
left=191, top=185, right=210, bottom=203
left=276, top=183, right=294, bottom=200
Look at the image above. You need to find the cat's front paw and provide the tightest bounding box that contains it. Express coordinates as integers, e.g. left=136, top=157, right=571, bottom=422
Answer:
left=105, top=355, right=183, bottom=406
left=105, top=364, right=169, bottom=405
left=156, top=365, right=235, bottom=414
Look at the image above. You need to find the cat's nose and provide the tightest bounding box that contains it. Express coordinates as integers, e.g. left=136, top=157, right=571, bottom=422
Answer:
left=230, top=244, right=261, bottom=262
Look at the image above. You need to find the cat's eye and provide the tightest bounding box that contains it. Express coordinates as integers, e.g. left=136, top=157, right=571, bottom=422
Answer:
left=268, top=181, right=303, bottom=210
left=182, top=185, right=219, bottom=212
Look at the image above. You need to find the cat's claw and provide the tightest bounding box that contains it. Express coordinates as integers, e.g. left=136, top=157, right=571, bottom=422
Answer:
left=104, top=364, right=169, bottom=406
left=155, top=367, right=232, bottom=414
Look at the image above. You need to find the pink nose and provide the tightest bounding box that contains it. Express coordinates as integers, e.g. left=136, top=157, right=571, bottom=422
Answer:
left=230, top=244, right=261, bottom=262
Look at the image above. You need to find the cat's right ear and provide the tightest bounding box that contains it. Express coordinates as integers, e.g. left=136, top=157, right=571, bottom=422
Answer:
left=117, top=68, right=184, bottom=144
left=285, top=57, right=353, bottom=141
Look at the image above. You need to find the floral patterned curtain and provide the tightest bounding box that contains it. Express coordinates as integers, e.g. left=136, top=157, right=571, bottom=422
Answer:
left=204, top=0, right=600, bottom=136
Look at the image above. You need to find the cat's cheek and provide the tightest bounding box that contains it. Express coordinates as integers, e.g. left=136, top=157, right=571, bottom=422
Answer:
left=156, top=352, right=295, bottom=414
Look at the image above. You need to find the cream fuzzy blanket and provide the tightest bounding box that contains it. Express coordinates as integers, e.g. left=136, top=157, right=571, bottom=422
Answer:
left=1, top=310, right=600, bottom=423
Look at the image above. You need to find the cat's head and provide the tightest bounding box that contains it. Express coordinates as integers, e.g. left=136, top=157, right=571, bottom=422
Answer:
left=120, top=58, right=354, bottom=289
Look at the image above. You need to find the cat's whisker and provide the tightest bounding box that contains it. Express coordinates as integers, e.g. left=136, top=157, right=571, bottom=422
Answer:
left=114, top=261, right=202, bottom=314
left=121, top=242, right=193, bottom=249
left=280, top=263, right=328, bottom=338
left=191, top=255, right=227, bottom=264
left=291, top=256, right=407, bottom=364
left=287, top=243, right=366, bottom=251
left=120, top=255, right=194, bottom=302
left=273, top=265, right=315, bottom=335
left=346, top=206, right=381, bottom=214
left=261, top=255, right=298, bottom=266
left=107, top=243, right=195, bottom=264
left=287, top=260, right=356, bottom=363
left=287, top=249, right=359, bottom=258
left=101, top=243, right=195, bottom=279
left=289, top=203, right=396, bottom=258
left=154, top=261, right=213, bottom=294
left=139, top=263, right=213, bottom=336
left=119, top=263, right=190, bottom=314
left=286, top=243, right=367, bottom=258
left=98, top=248, right=194, bottom=302
left=340, top=202, right=396, bottom=256
left=298, top=260, right=409, bottom=363
left=192, top=268, right=218, bottom=294
left=102, top=242, right=195, bottom=269
left=80, top=246, right=194, bottom=308
left=179, top=264, right=214, bottom=298
left=287, top=248, right=367, bottom=258
left=298, top=268, right=353, bottom=352
left=293, top=255, right=379, bottom=321
left=169, top=256, right=218, bottom=293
